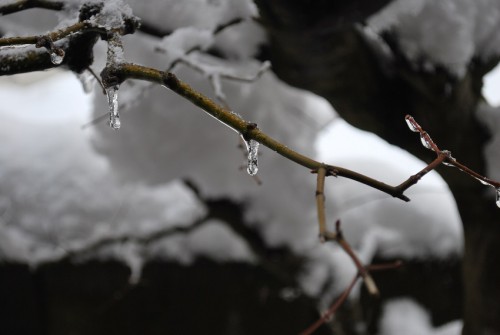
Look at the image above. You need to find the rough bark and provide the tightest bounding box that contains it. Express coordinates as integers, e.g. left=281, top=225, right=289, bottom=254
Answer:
left=255, top=1, right=500, bottom=334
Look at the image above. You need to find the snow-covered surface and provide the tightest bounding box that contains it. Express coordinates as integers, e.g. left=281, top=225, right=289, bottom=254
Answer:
left=2, top=1, right=491, bottom=329
left=483, top=63, right=500, bottom=106
left=380, top=298, right=463, bottom=335
left=315, top=120, right=463, bottom=261
left=368, top=0, right=500, bottom=78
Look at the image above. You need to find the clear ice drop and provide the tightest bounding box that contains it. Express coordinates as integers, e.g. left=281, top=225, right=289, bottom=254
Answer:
left=246, top=139, right=259, bottom=176
left=50, top=49, right=64, bottom=65
left=405, top=117, right=419, bottom=132
left=420, top=134, right=433, bottom=150
left=106, top=86, right=120, bottom=130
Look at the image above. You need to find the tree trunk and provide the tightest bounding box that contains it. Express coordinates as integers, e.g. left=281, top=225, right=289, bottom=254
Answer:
left=255, top=1, right=500, bottom=333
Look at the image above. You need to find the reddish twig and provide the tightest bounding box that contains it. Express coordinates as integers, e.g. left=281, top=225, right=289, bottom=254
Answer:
left=300, top=260, right=402, bottom=335
left=404, top=115, right=500, bottom=189
left=300, top=273, right=359, bottom=335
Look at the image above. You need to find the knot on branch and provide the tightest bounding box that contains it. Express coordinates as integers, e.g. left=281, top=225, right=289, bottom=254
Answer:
left=100, top=65, right=124, bottom=88
left=163, top=72, right=181, bottom=92
left=242, top=122, right=258, bottom=141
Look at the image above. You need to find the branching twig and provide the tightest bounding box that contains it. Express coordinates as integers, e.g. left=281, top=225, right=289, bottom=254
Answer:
left=404, top=115, right=500, bottom=189
left=300, top=260, right=402, bottom=335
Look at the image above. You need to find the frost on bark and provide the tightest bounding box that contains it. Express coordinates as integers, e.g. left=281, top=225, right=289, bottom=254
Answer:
left=255, top=0, right=500, bottom=334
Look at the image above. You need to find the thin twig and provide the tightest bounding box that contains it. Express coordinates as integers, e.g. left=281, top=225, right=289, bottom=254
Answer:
left=300, top=260, right=402, bottom=335
left=300, top=274, right=360, bottom=335
left=405, top=115, right=500, bottom=188
left=0, top=0, right=63, bottom=15
left=331, top=221, right=379, bottom=296
left=316, top=166, right=328, bottom=238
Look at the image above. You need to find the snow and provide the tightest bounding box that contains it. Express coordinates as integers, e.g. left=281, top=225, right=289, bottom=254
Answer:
left=155, top=27, right=214, bottom=67
left=147, top=219, right=256, bottom=265
left=368, top=0, right=500, bottom=78
left=315, top=119, right=463, bottom=261
left=0, top=1, right=483, bottom=329
left=126, top=0, right=256, bottom=32
left=380, top=298, right=462, bottom=335
left=483, top=63, right=500, bottom=106
left=0, top=71, right=209, bottom=270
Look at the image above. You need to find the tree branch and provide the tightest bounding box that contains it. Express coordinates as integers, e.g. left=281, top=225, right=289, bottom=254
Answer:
left=0, top=0, right=63, bottom=15
left=102, top=62, right=413, bottom=201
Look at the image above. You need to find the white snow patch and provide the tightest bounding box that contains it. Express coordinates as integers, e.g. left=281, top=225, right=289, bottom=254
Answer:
left=483, top=63, right=500, bottom=106
left=0, top=72, right=207, bottom=270
left=380, top=298, right=462, bottom=335
left=315, top=119, right=463, bottom=261
left=126, top=0, right=256, bottom=32
left=369, top=0, right=500, bottom=78
left=147, top=219, right=256, bottom=265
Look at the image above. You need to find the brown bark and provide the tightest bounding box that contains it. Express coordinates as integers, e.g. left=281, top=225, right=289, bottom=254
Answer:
left=255, top=1, right=500, bottom=333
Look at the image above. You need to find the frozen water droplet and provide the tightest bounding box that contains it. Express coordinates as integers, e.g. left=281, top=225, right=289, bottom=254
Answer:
left=496, top=188, right=500, bottom=208
left=472, top=176, right=492, bottom=186
left=49, top=49, right=64, bottom=65
left=420, top=134, right=433, bottom=150
left=106, top=86, right=120, bottom=130
left=405, top=117, right=419, bottom=132
left=246, top=139, right=259, bottom=176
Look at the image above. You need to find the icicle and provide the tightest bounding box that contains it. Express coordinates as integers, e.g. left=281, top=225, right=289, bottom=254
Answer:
left=76, top=70, right=95, bottom=93
left=49, top=49, right=64, bottom=65
left=106, top=85, right=120, bottom=129
left=420, top=134, right=434, bottom=150
left=246, top=139, right=259, bottom=176
left=405, top=117, right=419, bottom=132
left=496, top=188, right=500, bottom=208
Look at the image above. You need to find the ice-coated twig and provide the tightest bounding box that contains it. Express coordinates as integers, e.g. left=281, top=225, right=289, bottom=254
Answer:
left=403, top=115, right=500, bottom=206
left=103, top=33, right=125, bottom=129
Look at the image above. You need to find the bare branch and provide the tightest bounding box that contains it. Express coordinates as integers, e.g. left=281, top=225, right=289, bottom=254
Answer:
left=405, top=115, right=500, bottom=189
left=0, top=0, right=63, bottom=15
left=103, top=62, right=412, bottom=201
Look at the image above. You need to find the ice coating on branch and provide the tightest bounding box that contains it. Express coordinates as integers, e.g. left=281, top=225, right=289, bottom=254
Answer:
left=368, top=0, right=500, bottom=78
left=245, top=139, right=259, bottom=176
left=405, top=117, right=419, bottom=132
left=420, top=134, right=433, bottom=150
left=106, top=86, right=120, bottom=129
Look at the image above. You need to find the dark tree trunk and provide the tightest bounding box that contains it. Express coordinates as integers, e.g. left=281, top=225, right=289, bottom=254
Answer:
left=255, top=1, right=500, bottom=333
